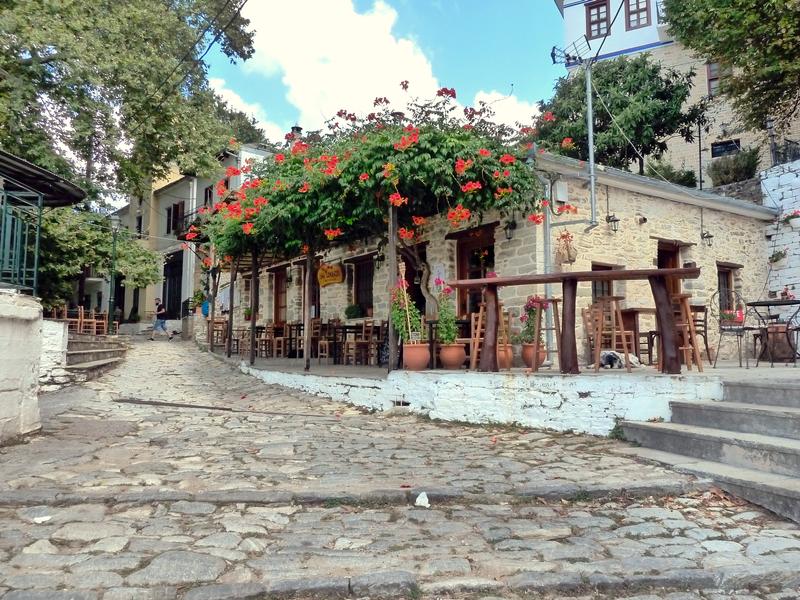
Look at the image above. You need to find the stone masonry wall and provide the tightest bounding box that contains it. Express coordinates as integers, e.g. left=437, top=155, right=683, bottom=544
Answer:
left=0, top=291, right=42, bottom=441
left=38, top=320, right=71, bottom=392
left=763, top=159, right=800, bottom=319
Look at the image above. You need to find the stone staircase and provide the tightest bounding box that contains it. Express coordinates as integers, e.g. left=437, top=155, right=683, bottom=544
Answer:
left=64, top=335, right=127, bottom=380
left=621, top=382, right=800, bottom=523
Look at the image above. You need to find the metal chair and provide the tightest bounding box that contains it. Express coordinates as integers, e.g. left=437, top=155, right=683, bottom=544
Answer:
left=710, top=290, right=755, bottom=368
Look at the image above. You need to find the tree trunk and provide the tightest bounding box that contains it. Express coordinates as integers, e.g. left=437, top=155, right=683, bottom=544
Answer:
left=398, top=243, right=437, bottom=316
left=303, top=254, right=314, bottom=372
left=387, top=206, right=398, bottom=372
left=207, top=254, right=220, bottom=353
left=77, top=269, right=87, bottom=308
left=226, top=261, right=237, bottom=358
left=249, top=249, right=260, bottom=366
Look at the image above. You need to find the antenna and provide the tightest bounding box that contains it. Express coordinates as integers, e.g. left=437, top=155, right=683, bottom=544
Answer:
left=551, top=35, right=598, bottom=228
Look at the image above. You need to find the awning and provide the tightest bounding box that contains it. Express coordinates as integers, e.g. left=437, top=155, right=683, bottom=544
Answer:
left=0, top=149, right=86, bottom=207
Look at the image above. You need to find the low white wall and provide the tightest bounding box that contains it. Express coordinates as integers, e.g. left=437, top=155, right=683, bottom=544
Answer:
left=0, top=291, right=42, bottom=441
left=242, top=364, right=723, bottom=436
left=39, top=320, right=71, bottom=392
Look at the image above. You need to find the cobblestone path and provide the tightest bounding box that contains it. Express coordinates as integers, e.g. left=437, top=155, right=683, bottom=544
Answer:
left=0, top=341, right=799, bottom=599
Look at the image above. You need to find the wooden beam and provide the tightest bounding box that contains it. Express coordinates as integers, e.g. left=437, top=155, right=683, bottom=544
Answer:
left=479, top=284, right=499, bottom=372
left=649, top=275, right=680, bottom=374
left=560, top=278, right=579, bottom=374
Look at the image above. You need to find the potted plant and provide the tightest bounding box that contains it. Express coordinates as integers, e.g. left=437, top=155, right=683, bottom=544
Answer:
left=554, top=230, right=577, bottom=265
left=434, top=278, right=465, bottom=369
left=781, top=210, right=800, bottom=230
left=190, top=289, right=205, bottom=314
left=720, top=307, right=744, bottom=327
left=345, top=304, right=363, bottom=319
left=244, top=307, right=252, bottom=321
left=513, top=295, right=549, bottom=368
left=769, top=248, right=788, bottom=266
left=391, top=278, right=429, bottom=370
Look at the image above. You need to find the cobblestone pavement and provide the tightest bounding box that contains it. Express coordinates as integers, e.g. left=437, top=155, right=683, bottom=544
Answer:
left=0, top=340, right=799, bottom=599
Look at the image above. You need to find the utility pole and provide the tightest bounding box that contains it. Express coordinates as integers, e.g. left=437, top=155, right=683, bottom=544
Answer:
left=107, top=214, right=120, bottom=333
left=584, top=59, right=597, bottom=224
left=697, top=121, right=703, bottom=190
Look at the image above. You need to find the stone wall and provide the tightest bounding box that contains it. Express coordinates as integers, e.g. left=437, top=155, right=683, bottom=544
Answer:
left=711, top=178, right=763, bottom=205
left=39, top=320, right=70, bottom=392
left=0, top=291, right=42, bottom=442
left=763, top=159, right=800, bottom=318
left=242, top=362, right=723, bottom=437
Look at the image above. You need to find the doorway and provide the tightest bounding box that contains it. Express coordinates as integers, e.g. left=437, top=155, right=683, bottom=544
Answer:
left=402, top=247, right=427, bottom=315
left=162, top=251, right=183, bottom=319
left=456, top=226, right=496, bottom=317
left=657, top=242, right=681, bottom=295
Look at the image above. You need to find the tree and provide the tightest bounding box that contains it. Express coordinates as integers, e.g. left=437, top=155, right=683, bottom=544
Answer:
left=664, top=0, right=800, bottom=130
left=0, top=0, right=254, bottom=200
left=536, top=55, right=707, bottom=173
left=217, top=101, right=271, bottom=146
left=37, top=208, right=162, bottom=309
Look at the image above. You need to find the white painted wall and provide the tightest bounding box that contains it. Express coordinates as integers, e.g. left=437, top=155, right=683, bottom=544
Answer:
left=562, top=0, right=668, bottom=62
left=0, top=291, right=42, bottom=441
left=241, top=362, right=722, bottom=436
left=762, top=159, right=800, bottom=317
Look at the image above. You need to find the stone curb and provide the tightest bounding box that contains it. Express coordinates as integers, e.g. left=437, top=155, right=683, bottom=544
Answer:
left=0, top=478, right=707, bottom=508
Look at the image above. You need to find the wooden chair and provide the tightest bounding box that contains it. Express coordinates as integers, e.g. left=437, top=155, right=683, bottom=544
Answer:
left=272, top=323, right=287, bottom=358
left=670, top=293, right=704, bottom=372
left=258, top=324, right=274, bottom=358
left=210, top=320, right=227, bottom=351
left=65, top=306, right=82, bottom=334
left=469, top=306, right=486, bottom=370
left=526, top=297, right=561, bottom=372
left=590, top=296, right=633, bottom=372
left=344, top=320, right=375, bottom=365
left=691, top=305, right=712, bottom=363
left=80, top=308, right=100, bottom=336
left=95, top=312, right=108, bottom=335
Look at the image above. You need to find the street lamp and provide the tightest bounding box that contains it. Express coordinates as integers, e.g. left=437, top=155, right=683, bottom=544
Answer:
left=107, top=214, right=121, bottom=334
left=605, top=213, right=620, bottom=233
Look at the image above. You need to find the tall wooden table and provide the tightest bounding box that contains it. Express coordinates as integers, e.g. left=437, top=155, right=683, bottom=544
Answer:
left=449, top=267, right=701, bottom=375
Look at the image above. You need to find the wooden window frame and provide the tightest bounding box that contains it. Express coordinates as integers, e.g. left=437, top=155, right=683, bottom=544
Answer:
left=586, top=0, right=611, bottom=40
left=625, top=0, right=650, bottom=31
left=165, top=206, right=172, bottom=234
left=707, top=62, right=721, bottom=97
left=717, top=266, right=735, bottom=312
left=591, top=263, right=616, bottom=302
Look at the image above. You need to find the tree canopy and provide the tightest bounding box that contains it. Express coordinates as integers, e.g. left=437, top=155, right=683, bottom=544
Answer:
left=0, top=0, right=255, bottom=200
left=536, top=55, right=707, bottom=173
left=664, top=0, right=800, bottom=130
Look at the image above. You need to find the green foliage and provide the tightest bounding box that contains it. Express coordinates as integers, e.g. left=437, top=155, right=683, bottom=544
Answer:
left=345, top=304, right=363, bottom=319
left=664, top=0, right=800, bottom=130
left=706, top=148, right=760, bottom=186
left=435, top=288, right=458, bottom=344
left=645, top=159, right=697, bottom=188
left=0, top=0, right=255, bottom=199
left=537, top=55, right=707, bottom=173
left=390, top=284, right=424, bottom=342
left=37, top=208, right=162, bottom=308
left=511, top=296, right=548, bottom=344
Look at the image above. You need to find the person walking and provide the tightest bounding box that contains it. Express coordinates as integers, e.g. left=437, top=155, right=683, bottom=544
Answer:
left=149, top=298, right=173, bottom=341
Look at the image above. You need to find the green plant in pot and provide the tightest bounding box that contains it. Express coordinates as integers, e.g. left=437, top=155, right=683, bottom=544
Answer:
left=243, top=307, right=252, bottom=321
left=390, top=277, right=429, bottom=370
left=344, top=304, right=363, bottom=319
left=434, top=277, right=465, bottom=369
left=513, top=295, right=549, bottom=369
left=190, top=289, right=205, bottom=311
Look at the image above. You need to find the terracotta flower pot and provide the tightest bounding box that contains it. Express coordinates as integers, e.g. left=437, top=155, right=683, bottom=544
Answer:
left=521, top=343, right=547, bottom=369
left=439, top=343, right=466, bottom=370
left=497, top=343, right=513, bottom=369
left=403, top=343, right=430, bottom=371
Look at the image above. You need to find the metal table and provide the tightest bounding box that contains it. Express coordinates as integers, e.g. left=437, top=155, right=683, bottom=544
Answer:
left=746, top=299, right=800, bottom=367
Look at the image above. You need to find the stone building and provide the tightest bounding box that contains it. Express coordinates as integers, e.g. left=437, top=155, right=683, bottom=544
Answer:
left=224, top=153, right=775, bottom=362
left=553, top=0, right=800, bottom=186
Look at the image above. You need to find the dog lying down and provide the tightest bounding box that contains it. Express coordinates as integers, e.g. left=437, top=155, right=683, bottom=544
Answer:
left=599, top=350, right=642, bottom=368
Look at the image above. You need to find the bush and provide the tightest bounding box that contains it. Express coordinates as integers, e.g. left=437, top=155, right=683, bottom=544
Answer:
left=344, top=304, right=363, bottom=319
left=645, top=160, right=697, bottom=188
left=706, top=148, right=760, bottom=186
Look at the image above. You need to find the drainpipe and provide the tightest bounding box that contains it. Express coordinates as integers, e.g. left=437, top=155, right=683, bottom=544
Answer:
left=585, top=59, right=599, bottom=229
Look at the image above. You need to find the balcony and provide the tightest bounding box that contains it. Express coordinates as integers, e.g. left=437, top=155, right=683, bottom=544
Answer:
left=175, top=208, right=204, bottom=241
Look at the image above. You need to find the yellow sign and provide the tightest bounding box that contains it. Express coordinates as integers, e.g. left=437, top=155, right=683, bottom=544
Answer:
left=317, top=263, right=344, bottom=287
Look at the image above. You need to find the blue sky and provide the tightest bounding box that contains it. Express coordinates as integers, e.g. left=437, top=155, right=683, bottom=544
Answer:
left=206, top=0, right=566, bottom=142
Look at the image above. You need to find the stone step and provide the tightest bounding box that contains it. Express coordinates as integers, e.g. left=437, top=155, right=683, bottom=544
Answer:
left=620, top=421, right=800, bottom=477
left=64, top=357, right=124, bottom=378
left=724, top=381, right=800, bottom=408
left=66, top=347, right=126, bottom=366
left=67, top=339, right=127, bottom=351
left=671, top=400, right=800, bottom=440
left=614, top=446, right=800, bottom=523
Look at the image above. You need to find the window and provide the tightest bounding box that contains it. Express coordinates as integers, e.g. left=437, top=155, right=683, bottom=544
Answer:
left=586, top=0, right=610, bottom=39
left=204, top=185, right=213, bottom=206
left=353, top=260, right=374, bottom=314
left=707, top=62, right=721, bottom=97
left=656, top=0, right=667, bottom=24
left=711, top=139, right=741, bottom=158
left=165, top=206, right=172, bottom=234
left=625, top=0, right=650, bottom=30
left=242, top=277, right=251, bottom=306
left=591, top=264, right=614, bottom=303
left=717, top=267, right=734, bottom=311
left=171, top=201, right=184, bottom=233
left=273, top=269, right=287, bottom=323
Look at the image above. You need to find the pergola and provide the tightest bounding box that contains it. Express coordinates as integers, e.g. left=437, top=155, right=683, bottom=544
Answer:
left=0, top=150, right=86, bottom=294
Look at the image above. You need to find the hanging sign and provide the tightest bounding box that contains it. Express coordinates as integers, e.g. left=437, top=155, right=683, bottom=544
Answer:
left=317, top=263, right=344, bottom=287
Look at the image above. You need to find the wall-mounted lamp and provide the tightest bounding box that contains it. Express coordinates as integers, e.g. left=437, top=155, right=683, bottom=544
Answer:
left=605, top=214, right=620, bottom=233
left=700, top=208, right=713, bottom=247
left=373, top=252, right=385, bottom=268
left=503, top=218, right=518, bottom=240
left=286, top=266, right=293, bottom=284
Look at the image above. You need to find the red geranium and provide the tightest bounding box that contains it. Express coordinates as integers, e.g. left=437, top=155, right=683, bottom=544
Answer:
left=398, top=227, right=415, bottom=240
left=324, top=227, right=343, bottom=240
left=478, top=148, right=491, bottom=157
left=359, top=172, right=370, bottom=181
left=299, top=182, right=310, bottom=193
left=275, top=154, right=285, bottom=163
left=388, top=192, right=408, bottom=207
left=461, top=181, right=482, bottom=193
left=499, top=154, right=516, bottom=165
left=411, top=215, right=426, bottom=226
left=241, top=222, right=255, bottom=235
left=454, top=158, right=473, bottom=175
left=226, top=166, right=241, bottom=177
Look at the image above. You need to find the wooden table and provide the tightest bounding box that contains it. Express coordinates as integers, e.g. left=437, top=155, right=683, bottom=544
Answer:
left=449, top=267, right=701, bottom=375
left=621, top=307, right=657, bottom=362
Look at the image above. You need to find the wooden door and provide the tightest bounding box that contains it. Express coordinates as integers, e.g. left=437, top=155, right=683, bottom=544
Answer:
left=273, top=269, right=287, bottom=323
left=457, top=229, right=495, bottom=317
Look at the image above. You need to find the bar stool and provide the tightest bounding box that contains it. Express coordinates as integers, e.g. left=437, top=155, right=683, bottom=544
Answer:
left=670, top=293, right=704, bottom=372
left=527, top=298, right=562, bottom=372
left=591, top=296, right=633, bottom=372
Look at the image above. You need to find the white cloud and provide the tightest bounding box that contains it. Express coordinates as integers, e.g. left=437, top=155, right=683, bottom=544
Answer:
left=238, top=0, right=539, bottom=132
left=209, top=77, right=287, bottom=143
left=241, top=0, right=438, bottom=130
left=473, top=90, right=540, bottom=128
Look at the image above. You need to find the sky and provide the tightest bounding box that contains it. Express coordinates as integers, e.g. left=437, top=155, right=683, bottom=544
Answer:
left=206, top=0, right=566, bottom=143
